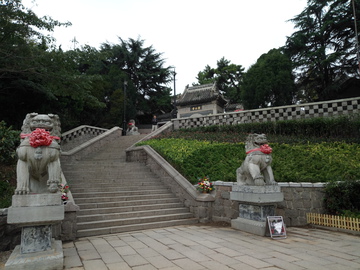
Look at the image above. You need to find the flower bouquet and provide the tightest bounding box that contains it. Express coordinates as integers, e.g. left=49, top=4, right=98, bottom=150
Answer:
left=60, top=184, right=70, bottom=203
left=196, top=176, right=214, bottom=193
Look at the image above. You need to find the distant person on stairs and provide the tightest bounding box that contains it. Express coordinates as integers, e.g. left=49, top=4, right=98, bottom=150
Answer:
left=151, top=115, right=158, bottom=132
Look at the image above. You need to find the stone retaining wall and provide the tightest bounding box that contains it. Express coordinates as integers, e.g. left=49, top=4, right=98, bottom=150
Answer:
left=212, top=182, right=326, bottom=227
left=277, top=182, right=326, bottom=226
left=0, top=209, right=20, bottom=252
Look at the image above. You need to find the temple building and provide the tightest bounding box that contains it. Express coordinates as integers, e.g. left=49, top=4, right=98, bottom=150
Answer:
left=176, top=83, right=228, bottom=118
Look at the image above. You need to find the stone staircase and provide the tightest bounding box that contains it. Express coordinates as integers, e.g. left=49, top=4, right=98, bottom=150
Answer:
left=61, top=134, right=198, bottom=238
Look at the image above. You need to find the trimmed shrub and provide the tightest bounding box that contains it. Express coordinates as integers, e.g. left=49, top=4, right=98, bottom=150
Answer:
left=324, top=180, right=360, bottom=218
left=137, top=139, right=360, bottom=184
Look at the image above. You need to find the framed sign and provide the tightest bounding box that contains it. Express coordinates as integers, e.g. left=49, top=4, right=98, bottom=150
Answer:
left=267, top=216, right=287, bottom=239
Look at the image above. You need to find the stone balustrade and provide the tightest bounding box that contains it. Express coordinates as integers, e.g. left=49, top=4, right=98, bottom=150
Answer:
left=61, top=127, right=122, bottom=162
left=61, top=125, right=109, bottom=152
left=172, top=97, right=360, bottom=129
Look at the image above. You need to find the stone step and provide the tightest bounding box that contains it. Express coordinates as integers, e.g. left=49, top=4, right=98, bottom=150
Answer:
left=77, top=213, right=196, bottom=231
left=74, top=193, right=174, bottom=204
left=62, top=162, right=149, bottom=168
left=76, top=197, right=181, bottom=210
left=65, top=173, right=159, bottom=181
left=66, top=171, right=157, bottom=176
left=77, top=207, right=191, bottom=222
left=77, top=202, right=185, bottom=216
left=66, top=180, right=161, bottom=185
left=61, top=133, right=196, bottom=237
left=70, top=185, right=166, bottom=193
left=62, top=167, right=149, bottom=172
left=71, top=188, right=170, bottom=198
left=76, top=218, right=199, bottom=238
left=61, top=160, right=143, bottom=167
left=68, top=178, right=161, bottom=185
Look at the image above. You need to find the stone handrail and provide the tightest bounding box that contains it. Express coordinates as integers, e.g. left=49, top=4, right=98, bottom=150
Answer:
left=61, top=126, right=122, bottom=162
left=61, top=125, right=109, bottom=152
left=136, top=121, right=173, bottom=143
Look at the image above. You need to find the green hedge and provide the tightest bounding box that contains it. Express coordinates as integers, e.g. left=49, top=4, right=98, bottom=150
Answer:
left=324, top=180, right=360, bottom=218
left=137, top=139, right=360, bottom=184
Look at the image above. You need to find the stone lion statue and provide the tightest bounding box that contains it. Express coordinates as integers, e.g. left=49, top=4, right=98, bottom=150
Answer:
left=15, top=113, right=62, bottom=194
left=236, top=133, right=277, bottom=186
left=126, top=119, right=140, bottom=135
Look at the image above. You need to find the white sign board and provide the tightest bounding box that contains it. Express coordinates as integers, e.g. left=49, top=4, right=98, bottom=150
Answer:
left=267, top=216, right=287, bottom=239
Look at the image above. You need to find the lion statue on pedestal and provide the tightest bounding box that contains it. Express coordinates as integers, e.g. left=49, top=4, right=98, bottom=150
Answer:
left=15, top=113, right=62, bottom=194
left=236, top=133, right=277, bottom=186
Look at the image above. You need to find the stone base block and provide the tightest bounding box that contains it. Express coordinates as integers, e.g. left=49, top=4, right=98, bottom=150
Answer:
left=8, top=194, right=64, bottom=226
left=5, top=240, right=63, bottom=270
left=230, top=187, right=283, bottom=203
left=7, top=205, right=64, bottom=225
left=11, top=194, right=61, bottom=207
left=231, top=217, right=267, bottom=236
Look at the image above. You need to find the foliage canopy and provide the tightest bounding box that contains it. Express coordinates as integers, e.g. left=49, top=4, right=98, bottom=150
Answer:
left=241, top=49, right=297, bottom=109
left=195, top=57, right=244, bottom=103
left=284, top=0, right=360, bottom=101
left=0, top=1, right=173, bottom=130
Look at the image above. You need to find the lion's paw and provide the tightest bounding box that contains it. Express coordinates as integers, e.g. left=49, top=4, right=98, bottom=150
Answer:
left=254, top=178, right=265, bottom=186
left=15, top=188, right=29, bottom=195
left=47, top=180, right=59, bottom=193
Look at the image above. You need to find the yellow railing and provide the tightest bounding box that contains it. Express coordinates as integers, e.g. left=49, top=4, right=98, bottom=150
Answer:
left=307, top=213, right=360, bottom=232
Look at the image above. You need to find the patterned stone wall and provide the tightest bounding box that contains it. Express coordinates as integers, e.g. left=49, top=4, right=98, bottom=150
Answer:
left=173, top=97, right=360, bottom=129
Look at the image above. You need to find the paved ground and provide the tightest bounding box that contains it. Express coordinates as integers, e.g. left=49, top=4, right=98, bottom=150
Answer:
left=63, top=225, right=360, bottom=270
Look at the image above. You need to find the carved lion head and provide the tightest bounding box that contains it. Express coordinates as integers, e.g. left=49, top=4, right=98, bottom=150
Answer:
left=245, top=133, right=268, bottom=152
left=21, top=113, right=61, bottom=138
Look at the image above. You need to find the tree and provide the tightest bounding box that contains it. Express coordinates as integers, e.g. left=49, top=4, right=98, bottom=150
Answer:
left=241, top=49, right=296, bottom=109
left=0, top=0, right=66, bottom=126
left=285, top=0, right=360, bottom=101
left=195, top=57, right=244, bottom=103
left=0, top=0, right=106, bottom=130
left=98, top=38, right=173, bottom=125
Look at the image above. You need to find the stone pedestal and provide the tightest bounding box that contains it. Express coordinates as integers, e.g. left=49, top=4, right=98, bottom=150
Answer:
left=5, top=239, right=63, bottom=270
left=230, top=185, right=284, bottom=236
left=6, top=194, right=64, bottom=270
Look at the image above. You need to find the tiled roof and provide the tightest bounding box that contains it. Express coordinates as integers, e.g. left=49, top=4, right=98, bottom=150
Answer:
left=176, top=83, right=227, bottom=106
left=225, top=103, right=244, bottom=111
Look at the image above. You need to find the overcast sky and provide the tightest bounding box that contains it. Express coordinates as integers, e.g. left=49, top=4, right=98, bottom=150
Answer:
left=23, top=0, right=308, bottom=95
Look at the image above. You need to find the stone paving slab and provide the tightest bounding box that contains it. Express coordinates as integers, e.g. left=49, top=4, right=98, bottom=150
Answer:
left=63, top=225, right=360, bottom=270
